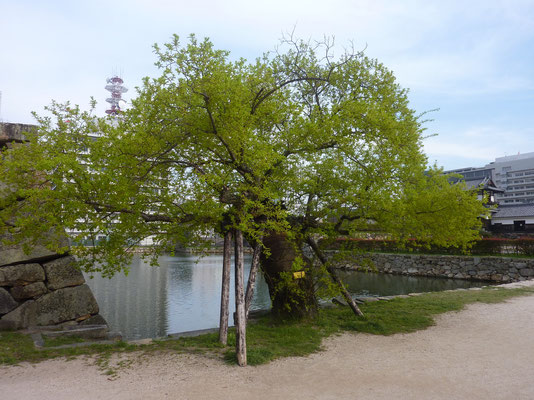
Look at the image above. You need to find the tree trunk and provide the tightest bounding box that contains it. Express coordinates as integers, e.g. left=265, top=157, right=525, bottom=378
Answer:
left=306, top=237, right=364, bottom=317
left=234, top=229, right=247, bottom=366
left=218, top=230, right=232, bottom=344
left=261, top=232, right=317, bottom=319
left=245, top=240, right=261, bottom=320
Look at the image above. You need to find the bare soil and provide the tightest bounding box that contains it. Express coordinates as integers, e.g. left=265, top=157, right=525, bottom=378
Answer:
left=2, top=283, right=534, bottom=400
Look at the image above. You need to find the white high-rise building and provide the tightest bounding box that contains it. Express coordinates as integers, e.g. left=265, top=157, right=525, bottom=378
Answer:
left=446, top=152, right=534, bottom=205
left=487, top=152, right=534, bottom=205
left=445, top=152, right=534, bottom=233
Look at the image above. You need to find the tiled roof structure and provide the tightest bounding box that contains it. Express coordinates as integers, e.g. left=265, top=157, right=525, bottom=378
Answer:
left=493, top=204, right=534, bottom=218
left=463, top=177, right=504, bottom=192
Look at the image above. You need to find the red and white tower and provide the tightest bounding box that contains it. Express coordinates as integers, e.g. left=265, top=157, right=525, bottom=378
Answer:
left=105, top=76, right=128, bottom=116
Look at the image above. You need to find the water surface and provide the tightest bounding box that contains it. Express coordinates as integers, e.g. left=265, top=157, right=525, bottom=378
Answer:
left=337, top=269, right=487, bottom=297
left=85, top=254, right=487, bottom=340
left=85, top=254, right=270, bottom=340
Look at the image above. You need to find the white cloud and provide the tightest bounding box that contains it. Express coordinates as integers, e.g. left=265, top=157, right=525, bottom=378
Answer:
left=1, top=0, right=533, bottom=170
left=424, top=124, right=534, bottom=169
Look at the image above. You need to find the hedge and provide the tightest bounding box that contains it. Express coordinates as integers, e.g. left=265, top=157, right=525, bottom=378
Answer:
left=326, top=237, right=534, bottom=257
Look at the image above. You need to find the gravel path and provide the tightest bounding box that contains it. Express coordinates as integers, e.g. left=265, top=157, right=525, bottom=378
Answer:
left=2, top=283, right=534, bottom=400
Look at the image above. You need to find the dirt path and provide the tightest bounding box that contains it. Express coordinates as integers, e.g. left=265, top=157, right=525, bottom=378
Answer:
left=2, top=286, right=534, bottom=400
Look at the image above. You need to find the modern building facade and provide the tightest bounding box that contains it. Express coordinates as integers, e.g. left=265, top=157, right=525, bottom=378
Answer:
left=488, top=152, right=534, bottom=205
left=447, top=152, right=534, bottom=233
left=447, top=152, right=534, bottom=205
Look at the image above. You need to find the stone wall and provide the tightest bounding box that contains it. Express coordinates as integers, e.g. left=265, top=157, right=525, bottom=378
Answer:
left=0, top=123, right=107, bottom=332
left=0, top=122, right=34, bottom=145
left=340, top=253, right=534, bottom=283
left=0, top=250, right=106, bottom=330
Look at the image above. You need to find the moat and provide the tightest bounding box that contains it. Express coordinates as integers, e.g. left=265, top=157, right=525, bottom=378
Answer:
left=85, top=254, right=487, bottom=339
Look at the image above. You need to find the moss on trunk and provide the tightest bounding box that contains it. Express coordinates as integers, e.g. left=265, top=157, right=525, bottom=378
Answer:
left=261, top=233, right=317, bottom=319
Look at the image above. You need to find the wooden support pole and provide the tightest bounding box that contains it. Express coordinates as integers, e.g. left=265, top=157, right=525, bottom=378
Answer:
left=306, top=237, right=364, bottom=317
left=245, top=240, right=262, bottom=320
left=218, top=230, right=233, bottom=345
left=234, top=229, right=247, bottom=366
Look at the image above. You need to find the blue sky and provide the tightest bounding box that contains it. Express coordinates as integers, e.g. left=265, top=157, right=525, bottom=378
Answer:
left=0, top=0, right=533, bottom=170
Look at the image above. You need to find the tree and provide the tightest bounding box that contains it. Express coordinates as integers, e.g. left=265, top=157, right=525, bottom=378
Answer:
left=0, top=35, right=486, bottom=357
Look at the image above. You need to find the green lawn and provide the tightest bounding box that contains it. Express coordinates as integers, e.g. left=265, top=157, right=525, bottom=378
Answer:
left=1, top=286, right=533, bottom=367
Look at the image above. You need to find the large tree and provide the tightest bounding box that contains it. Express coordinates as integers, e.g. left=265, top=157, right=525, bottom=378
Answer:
left=0, top=34, right=485, bottom=329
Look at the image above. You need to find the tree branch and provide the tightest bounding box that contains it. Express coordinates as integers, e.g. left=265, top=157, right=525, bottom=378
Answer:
left=306, top=236, right=364, bottom=317
left=83, top=200, right=206, bottom=224
left=251, top=77, right=328, bottom=115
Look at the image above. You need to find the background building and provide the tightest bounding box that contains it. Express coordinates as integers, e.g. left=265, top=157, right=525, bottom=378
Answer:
left=491, top=204, right=534, bottom=233
left=447, top=152, right=534, bottom=234
left=447, top=152, right=534, bottom=205
left=488, top=152, right=534, bottom=205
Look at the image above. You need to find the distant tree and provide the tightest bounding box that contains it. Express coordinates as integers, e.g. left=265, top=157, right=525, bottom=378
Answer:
left=0, top=35, right=486, bottom=364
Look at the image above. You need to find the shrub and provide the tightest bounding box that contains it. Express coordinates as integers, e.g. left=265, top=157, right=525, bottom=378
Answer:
left=514, top=238, right=534, bottom=256
left=327, top=237, right=533, bottom=257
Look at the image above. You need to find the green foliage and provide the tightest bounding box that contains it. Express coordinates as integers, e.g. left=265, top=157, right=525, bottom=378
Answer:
left=0, top=34, right=486, bottom=284
left=376, top=168, right=487, bottom=249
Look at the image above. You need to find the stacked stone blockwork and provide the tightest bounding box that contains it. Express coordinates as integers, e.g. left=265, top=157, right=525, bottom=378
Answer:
left=0, top=123, right=107, bottom=332
left=341, top=253, right=534, bottom=283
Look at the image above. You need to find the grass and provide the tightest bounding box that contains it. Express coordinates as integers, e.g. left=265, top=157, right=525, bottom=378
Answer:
left=42, top=335, right=87, bottom=348
left=0, top=332, right=138, bottom=366
left=1, top=286, right=534, bottom=368
left=224, top=286, right=534, bottom=365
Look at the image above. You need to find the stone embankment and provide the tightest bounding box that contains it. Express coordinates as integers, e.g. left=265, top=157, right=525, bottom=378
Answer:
left=338, top=253, right=534, bottom=283
left=0, top=122, right=108, bottom=335
left=0, top=241, right=107, bottom=331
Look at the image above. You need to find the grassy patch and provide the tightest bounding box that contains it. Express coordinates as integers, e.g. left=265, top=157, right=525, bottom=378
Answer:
left=42, top=335, right=87, bottom=348
left=1, top=286, right=533, bottom=368
left=0, top=331, right=38, bottom=365
left=0, top=331, right=137, bottom=366
left=149, top=331, right=226, bottom=357
left=224, top=319, right=326, bottom=365
left=225, top=286, right=534, bottom=365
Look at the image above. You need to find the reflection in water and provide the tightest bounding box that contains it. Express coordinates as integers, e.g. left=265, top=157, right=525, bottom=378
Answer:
left=85, top=256, right=170, bottom=340
left=85, top=255, right=487, bottom=340
left=165, top=255, right=271, bottom=336
left=85, top=254, right=271, bottom=340
left=338, top=270, right=487, bottom=297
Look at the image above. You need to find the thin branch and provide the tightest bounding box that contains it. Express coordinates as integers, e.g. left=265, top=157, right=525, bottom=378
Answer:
left=333, top=214, right=364, bottom=234
left=251, top=77, right=328, bottom=115
left=83, top=200, right=209, bottom=224
left=306, top=236, right=364, bottom=317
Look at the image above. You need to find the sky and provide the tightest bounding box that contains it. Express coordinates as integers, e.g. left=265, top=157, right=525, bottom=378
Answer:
left=0, top=0, right=533, bottom=170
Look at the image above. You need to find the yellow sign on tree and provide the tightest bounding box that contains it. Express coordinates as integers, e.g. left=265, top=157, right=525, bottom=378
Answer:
left=293, top=271, right=305, bottom=279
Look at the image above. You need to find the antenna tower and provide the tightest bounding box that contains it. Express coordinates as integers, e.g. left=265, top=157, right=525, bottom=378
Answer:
left=105, top=76, right=127, bottom=116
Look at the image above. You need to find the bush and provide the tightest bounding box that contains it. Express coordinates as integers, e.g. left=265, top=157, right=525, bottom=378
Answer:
left=470, top=238, right=512, bottom=256
left=514, top=238, right=534, bottom=256
left=327, top=237, right=534, bottom=257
